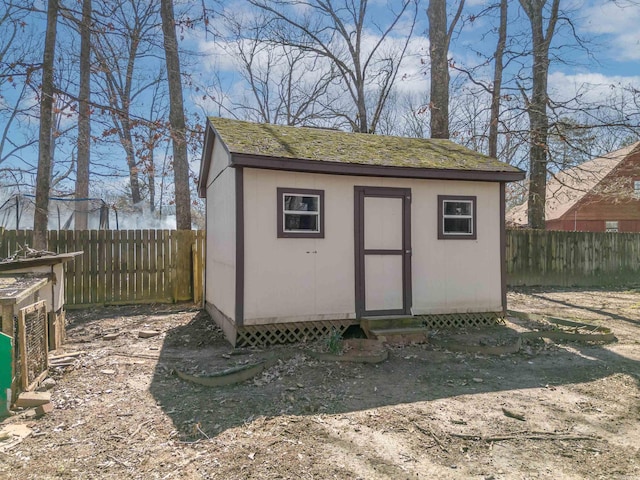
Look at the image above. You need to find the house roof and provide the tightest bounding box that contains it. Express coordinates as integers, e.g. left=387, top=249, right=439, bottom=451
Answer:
left=199, top=117, right=525, bottom=196
left=506, top=141, right=640, bottom=226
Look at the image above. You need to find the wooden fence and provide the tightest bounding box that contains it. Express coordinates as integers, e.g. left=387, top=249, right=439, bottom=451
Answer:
left=0, top=229, right=205, bottom=307
left=506, top=229, right=640, bottom=287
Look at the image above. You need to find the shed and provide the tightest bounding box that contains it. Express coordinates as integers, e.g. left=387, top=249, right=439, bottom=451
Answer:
left=198, top=117, right=525, bottom=346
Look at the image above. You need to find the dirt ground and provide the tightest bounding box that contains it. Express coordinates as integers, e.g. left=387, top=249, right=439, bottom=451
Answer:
left=1, top=287, right=639, bottom=479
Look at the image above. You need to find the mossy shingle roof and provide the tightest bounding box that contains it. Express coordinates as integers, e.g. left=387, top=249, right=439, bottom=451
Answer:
left=209, top=117, right=522, bottom=173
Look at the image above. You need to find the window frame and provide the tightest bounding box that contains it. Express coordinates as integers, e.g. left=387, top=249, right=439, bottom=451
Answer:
left=605, top=220, right=619, bottom=233
left=277, top=187, right=325, bottom=238
left=633, top=179, right=640, bottom=198
left=437, top=195, right=477, bottom=240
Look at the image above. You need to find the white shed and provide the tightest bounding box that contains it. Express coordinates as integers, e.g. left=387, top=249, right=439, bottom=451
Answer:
left=198, top=117, right=525, bottom=346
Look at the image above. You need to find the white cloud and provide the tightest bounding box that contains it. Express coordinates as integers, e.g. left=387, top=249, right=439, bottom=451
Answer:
left=582, top=1, right=640, bottom=61
left=549, top=71, right=640, bottom=103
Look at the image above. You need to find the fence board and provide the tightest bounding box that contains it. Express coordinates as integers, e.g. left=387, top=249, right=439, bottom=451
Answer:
left=507, top=229, right=640, bottom=287
left=0, top=229, right=205, bottom=307
left=149, top=229, right=157, bottom=300
left=104, top=230, right=113, bottom=304
left=113, top=230, right=121, bottom=303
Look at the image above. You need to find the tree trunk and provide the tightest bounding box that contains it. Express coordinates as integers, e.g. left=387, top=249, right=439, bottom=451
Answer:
left=520, top=0, right=559, bottom=229
left=120, top=116, right=142, bottom=205
left=427, top=0, right=449, bottom=139
left=488, top=0, right=507, bottom=159
left=75, top=0, right=91, bottom=230
left=427, top=0, right=464, bottom=139
left=160, top=0, right=191, bottom=229
left=33, top=0, right=59, bottom=249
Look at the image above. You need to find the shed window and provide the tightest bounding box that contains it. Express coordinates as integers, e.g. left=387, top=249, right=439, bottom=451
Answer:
left=605, top=221, right=618, bottom=233
left=634, top=180, right=640, bottom=197
left=277, top=188, right=324, bottom=238
left=438, top=195, right=477, bottom=240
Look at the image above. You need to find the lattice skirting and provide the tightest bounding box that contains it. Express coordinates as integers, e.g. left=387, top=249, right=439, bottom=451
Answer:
left=418, top=312, right=502, bottom=330
left=237, top=319, right=355, bottom=347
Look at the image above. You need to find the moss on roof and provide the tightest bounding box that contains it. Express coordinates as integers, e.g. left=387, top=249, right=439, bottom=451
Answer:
left=209, top=116, right=521, bottom=173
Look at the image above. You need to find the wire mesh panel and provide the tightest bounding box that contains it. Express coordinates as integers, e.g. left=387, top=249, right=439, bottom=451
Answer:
left=18, top=301, right=48, bottom=391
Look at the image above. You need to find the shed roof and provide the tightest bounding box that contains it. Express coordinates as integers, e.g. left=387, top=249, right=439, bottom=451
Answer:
left=507, top=141, right=640, bottom=226
left=199, top=117, right=525, bottom=196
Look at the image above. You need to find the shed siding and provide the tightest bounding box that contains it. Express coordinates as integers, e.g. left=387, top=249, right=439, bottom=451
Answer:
left=410, top=180, right=502, bottom=314
left=242, top=168, right=502, bottom=324
left=206, top=133, right=231, bottom=187
left=205, top=144, right=236, bottom=320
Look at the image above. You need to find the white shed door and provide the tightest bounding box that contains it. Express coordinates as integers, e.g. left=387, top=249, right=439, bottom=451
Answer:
left=355, top=186, right=412, bottom=317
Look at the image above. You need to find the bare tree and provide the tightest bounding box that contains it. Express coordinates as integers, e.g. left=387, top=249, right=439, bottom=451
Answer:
left=33, top=0, right=59, bottom=249
left=246, top=0, right=418, bottom=133
left=224, top=12, right=339, bottom=126
left=488, top=0, right=507, bottom=158
left=160, top=0, right=191, bottom=229
left=0, top=1, right=39, bottom=180
left=427, top=0, right=465, bottom=139
left=75, top=0, right=91, bottom=229
left=91, top=0, right=161, bottom=207
left=519, top=0, right=560, bottom=229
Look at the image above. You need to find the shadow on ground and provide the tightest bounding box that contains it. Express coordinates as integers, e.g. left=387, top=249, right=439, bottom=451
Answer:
left=148, top=306, right=640, bottom=441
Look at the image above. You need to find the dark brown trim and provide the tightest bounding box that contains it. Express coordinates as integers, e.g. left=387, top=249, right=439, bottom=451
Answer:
left=500, top=182, right=507, bottom=316
left=354, top=187, right=364, bottom=318
left=232, top=153, right=525, bottom=182
left=437, top=195, right=477, bottom=240
left=276, top=187, right=325, bottom=238
left=354, top=186, right=412, bottom=318
left=235, top=168, right=244, bottom=326
left=197, top=121, right=215, bottom=198
left=364, top=249, right=403, bottom=255
left=362, top=309, right=406, bottom=316
left=404, top=191, right=412, bottom=313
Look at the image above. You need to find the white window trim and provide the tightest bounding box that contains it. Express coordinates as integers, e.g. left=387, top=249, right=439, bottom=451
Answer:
left=438, top=195, right=477, bottom=240
left=277, top=188, right=325, bottom=238
left=282, top=194, right=321, bottom=233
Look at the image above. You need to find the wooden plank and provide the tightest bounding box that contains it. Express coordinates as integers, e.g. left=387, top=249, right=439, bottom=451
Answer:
left=149, top=229, right=157, bottom=301
left=97, top=230, right=106, bottom=305
left=192, top=230, right=204, bottom=305
left=127, top=230, right=135, bottom=302
left=142, top=230, right=150, bottom=300
left=173, top=230, right=193, bottom=302
left=105, top=230, right=113, bottom=304
left=80, top=230, right=89, bottom=305
left=73, top=231, right=83, bottom=307
left=135, top=230, right=143, bottom=301
left=112, top=230, right=121, bottom=303
left=162, top=230, right=170, bottom=301
left=89, top=230, right=100, bottom=303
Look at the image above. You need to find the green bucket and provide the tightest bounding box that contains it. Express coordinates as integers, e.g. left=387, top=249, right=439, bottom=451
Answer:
left=0, top=332, right=12, bottom=417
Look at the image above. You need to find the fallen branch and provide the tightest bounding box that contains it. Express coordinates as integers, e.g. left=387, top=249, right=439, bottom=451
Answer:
left=49, top=351, right=85, bottom=361
left=128, top=420, right=153, bottom=441
left=414, top=422, right=448, bottom=452
left=450, top=431, right=598, bottom=442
